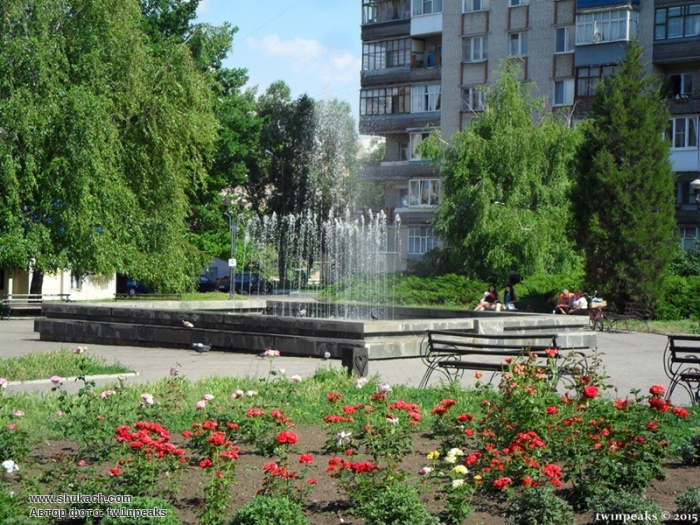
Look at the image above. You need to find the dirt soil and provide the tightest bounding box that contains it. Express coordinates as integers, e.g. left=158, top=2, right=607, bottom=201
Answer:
left=24, top=425, right=700, bottom=525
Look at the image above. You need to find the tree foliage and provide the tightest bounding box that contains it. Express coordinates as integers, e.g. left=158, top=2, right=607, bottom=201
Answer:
left=421, top=59, right=581, bottom=284
left=572, top=40, right=676, bottom=305
left=0, top=0, right=219, bottom=292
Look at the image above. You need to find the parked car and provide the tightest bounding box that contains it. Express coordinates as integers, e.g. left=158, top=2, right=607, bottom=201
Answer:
left=125, top=278, right=154, bottom=295
left=196, top=275, right=217, bottom=293
left=215, top=273, right=272, bottom=295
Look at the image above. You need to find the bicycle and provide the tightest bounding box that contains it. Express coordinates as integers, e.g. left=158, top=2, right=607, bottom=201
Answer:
left=586, top=291, right=607, bottom=331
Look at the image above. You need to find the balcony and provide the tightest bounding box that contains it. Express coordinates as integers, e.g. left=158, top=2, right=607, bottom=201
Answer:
left=576, top=0, right=639, bottom=8
left=362, top=1, right=411, bottom=25
left=359, top=112, right=440, bottom=135
left=360, top=161, right=437, bottom=182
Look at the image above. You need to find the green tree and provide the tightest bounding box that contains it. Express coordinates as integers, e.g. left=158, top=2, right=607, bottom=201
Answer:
left=0, top=0, right=218, bottom=292
left=421, top=59, right=581, bottom=283
left=572, top=40, right=676, bottom=306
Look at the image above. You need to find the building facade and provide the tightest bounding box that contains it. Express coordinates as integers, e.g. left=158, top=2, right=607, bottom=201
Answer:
left=359, top=0, right=700, bottom=267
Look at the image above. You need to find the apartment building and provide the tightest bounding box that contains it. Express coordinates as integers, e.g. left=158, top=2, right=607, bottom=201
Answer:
left=359, top=0, right=699, bottom=267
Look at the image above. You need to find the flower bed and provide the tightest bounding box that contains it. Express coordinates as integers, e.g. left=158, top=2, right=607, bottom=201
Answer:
left=1, top=348, right=699, bottom=525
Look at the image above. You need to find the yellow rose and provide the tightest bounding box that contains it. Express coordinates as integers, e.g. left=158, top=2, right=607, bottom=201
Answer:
left=452, top=465, right=468, bottom=475
left=426, top=450, right=440, bottom=460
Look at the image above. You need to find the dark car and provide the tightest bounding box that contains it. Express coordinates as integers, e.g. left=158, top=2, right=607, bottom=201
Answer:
left=216, top=273, right=272, bottom=294
left=196, top=275, right=217, bottom=293
left=125, top=277, right=154, bottom=295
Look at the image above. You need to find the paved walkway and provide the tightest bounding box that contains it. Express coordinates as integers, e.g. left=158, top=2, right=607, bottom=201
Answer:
left=0, top=319, right=675, bottom=400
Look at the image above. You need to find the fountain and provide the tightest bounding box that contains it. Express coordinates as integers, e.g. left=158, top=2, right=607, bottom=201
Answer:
left=35, top=187, right=595, bottom=376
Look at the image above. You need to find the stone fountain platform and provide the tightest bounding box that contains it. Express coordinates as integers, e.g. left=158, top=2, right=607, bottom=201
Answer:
left=35, top=301, right=596, bottom=372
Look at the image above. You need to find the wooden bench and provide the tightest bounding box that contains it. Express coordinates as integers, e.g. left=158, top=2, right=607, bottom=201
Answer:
left=419, top=330, right=587, bottom=389
left=664, top=334, right=700, bottom=406
left=2, top=293, right=72, bottom=319
left=606, top=302, right=653, bottom=332
left=114, top=293, right=181, bottom=301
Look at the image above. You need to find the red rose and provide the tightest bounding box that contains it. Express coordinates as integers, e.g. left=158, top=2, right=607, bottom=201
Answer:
left=649, top=384, right=666, bottom=397
left=109, top=467, right=122, bottom=476
left=327, top=392, right=342, bottom=403
left=199, top=458, right=213, bottom=468
left=276, top=431, right=299, bottom=445
left=583, top=386, right=598, bottom=399
left=672, top=406, right=689, bottom=418
left=493, top=477, right=511, bottom=490
left=546, top=406, right=558, bottom=415
left=299, top=453, right=314, bottom=464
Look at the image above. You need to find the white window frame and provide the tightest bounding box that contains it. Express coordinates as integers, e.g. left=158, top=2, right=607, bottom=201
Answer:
left=409, top=131, right=432, bottom=160
left=668, top=116, right=699, bottom=149
left=555, top=26, right=575, bottom=53
left=408, top=226, right=439, bottom=255
left=553, top=79, right=574, bottom=107
left=408, top=179, right=441, bottom=207
left=463, top=86, right=486, bottom=112
left=463, top=0, right=488, bottom=13
left=576, top=9, right=639, bottom=45
left=411, top=84, right=441, bottom=113
left=463, top=36, right=488, bottom=62
left=509, top=32, right=528, bottom=57
left=413, top=0, right=442, bottom=16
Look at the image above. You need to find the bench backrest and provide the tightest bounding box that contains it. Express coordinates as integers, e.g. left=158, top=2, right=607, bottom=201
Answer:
left=426, top=330, right=558, bottom=356
left=3, top=293, right=71, bottom=302
left=667, top=335, right=700, bottom=362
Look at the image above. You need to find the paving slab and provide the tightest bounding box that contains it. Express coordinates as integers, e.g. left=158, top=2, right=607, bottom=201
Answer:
left=0, top=319, right=676, bottom=401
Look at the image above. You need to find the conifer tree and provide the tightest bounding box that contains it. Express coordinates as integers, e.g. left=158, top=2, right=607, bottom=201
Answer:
left=572, top=39, right=676, bottom=305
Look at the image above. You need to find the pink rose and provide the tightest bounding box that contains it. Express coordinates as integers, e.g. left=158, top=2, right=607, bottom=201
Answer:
left=583, top=385, right=599, bottom=399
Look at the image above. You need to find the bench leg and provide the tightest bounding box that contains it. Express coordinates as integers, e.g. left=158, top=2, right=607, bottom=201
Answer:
left=666, top=374, right=700, bottom=407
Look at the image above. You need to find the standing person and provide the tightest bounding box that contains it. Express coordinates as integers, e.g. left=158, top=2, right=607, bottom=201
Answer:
left=503, top=283, right=519, bottom=311
left=475, top=284, right=501, bottom=312
left=555, top=289, right=575, bottom=315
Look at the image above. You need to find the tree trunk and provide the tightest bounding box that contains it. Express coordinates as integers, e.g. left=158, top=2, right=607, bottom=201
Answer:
left=29, top=270, right=44, bottom=295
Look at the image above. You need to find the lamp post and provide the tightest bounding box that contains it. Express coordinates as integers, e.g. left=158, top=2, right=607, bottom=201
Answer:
left=223, top=198, right=246, bottom=301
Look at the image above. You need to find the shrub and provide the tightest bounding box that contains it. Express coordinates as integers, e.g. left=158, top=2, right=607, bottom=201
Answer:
left=230, top=496, right=308, bottom=525
left=658, top=275, right=700, bottom=320
left=101, top=496, right=180, bottom=525
left=676, top=487, right=700, bottom=519
left=516, top=272, right=584, bottom=312
left=586, top=489, right=662, bottom=524
left=354, top=479, right=439, bottom=525
left=677, top=433, right=700, bottom=466
left=505, top=487, right=575, bottom=525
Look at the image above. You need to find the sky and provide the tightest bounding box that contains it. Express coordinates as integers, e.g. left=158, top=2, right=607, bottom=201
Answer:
left=196, top=0, right=362, bottom=122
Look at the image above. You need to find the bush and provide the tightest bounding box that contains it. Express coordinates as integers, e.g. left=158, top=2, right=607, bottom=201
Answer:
left=505, top=487, right=575, bottom=525
left=354, top=479, right=439, bottom=525
left=676, top=487, right=700, bottom=520
left=101, top=496, right=180, bottom=525
left=516, top=272, right=584, bottom=313
left=586, top=489, right=663, bottom=524
left=657, top=275, right=700, bottom=320
left=230, top=496, right=309, bottom=525
left=677, top=433, right=700, bottom=466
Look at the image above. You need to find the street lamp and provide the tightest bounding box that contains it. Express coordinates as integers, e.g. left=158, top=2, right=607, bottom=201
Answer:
left=223, top=197, right=247, bottom=300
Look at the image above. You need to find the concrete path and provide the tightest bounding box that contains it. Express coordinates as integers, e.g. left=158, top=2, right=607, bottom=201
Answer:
left=0, top=319, right=677, bottom=401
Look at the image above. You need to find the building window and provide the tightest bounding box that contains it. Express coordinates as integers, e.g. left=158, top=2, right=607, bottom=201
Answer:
left=360, top=86, right=411, bottom=116
left=411, top=84, right=441, bottom=113
left=462, top=86, right=486, bottom=112
left=463, top=0, right=488, bottom=12
left=463, top=36, right=488, bottom=62
left=362, top=38, right=411, bottom=70
left=576, top=65, right=616, bottom=97
left=509, top=32, right=528, bottom=57
left=409, top=131, right=433, bottom=160
left=363, top=0, right=411, bottom=24
left=408, top=226, right=439, bottom=255
left=509, top=0, right=525, bottom=6
left=576, top=9, right=639, bottom=45
left=413, top=0, right=442, bottom=16
left=555, top=26, right=575, bottom=53
left=681, top=226, right=699, bottom=252
left=666, top=73, right=694, bottom=98
left=553, top=79, right=574, bottom=106
left=668, top=117, right=699, bottom=149
left=655, top=5, right=700, bottom=40
left=409, top=179, right=441, bottom=207
left=399, top=142, right=409, bottom=161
